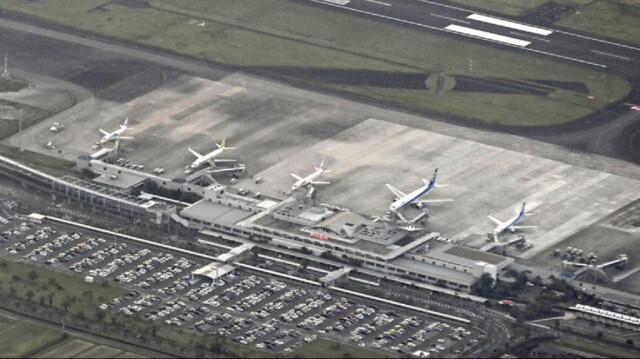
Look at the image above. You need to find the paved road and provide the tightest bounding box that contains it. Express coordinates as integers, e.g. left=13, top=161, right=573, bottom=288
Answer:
left=304, top=0, right=640, bottom=76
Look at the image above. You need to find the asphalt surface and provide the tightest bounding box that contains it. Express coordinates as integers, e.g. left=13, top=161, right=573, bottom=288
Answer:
left=301, top=0, right=640, bottom=163
left=302, top=0, right=640, bottom=76
left=2, top=6, right=640, bottom=164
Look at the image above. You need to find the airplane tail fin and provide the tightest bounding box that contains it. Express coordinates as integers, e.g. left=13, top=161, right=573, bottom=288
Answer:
left=520, top=202, right=526, bottom=215
left=315, top=160, right=330, bottom=173
left=121, top=118, right=129, bottom=129
left=217, top=137, right=226, bottom=149
left=431, top=168, right=439, bottom=185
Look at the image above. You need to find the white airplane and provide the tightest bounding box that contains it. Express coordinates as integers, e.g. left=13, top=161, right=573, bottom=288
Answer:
left=99, top=118, right=132, bottom=144
left=188, top=138, right=235, bottom=170
left=291, top=161, right=330, bottom=191
left=399, top=224, right=423, bottom=232
left=488, top=202, right=537, bottom=235
left=385, top=168, right=452, bottom=212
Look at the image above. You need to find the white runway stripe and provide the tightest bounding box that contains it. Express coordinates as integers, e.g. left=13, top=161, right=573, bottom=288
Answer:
left=445, top=24, right=531, bottom=47
left=467, top=13, right=553, bottom=36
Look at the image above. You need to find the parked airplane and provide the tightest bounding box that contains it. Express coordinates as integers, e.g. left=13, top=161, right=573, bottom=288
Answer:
left=99, top=118, right=132, bottom=144
left=399, top=224, right=423, bottom=232
left=488, top=202, right=537, bottom=235
left=291, top=161, right=330, bottom=191
left=188, top=138, right=235, bottom=170
left=385, top=168, right=452, bottom=212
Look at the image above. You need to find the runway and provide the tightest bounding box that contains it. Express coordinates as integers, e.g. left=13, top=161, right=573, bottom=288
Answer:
left=303, top=0, right=640, bottom=76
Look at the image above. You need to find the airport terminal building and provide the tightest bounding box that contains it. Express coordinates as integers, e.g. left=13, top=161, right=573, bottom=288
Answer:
left=178, top=193, right=513, bottom=292
left=71, top=157, right=514, bottom=291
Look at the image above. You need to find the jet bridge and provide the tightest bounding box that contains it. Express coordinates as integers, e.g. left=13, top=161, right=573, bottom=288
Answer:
left=563, top=254, right=628, bottom=283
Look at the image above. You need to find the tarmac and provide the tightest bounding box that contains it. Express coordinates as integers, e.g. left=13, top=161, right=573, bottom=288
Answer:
left=1, top=18, right=640, bottom=278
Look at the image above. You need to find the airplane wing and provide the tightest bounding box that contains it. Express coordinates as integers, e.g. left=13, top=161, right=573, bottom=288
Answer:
left=188, top=147, right=203, bottom=158
left=117, top=136, right=134, bottom=140
left=417, top=199, right=453, bottom=203
left=99, top=129, right=109, bottom=136
left=291, top=173, right=303, bottom=181
left=213, top=159, right=236, bottom=163
left=385, top=184, right=406, bottom=198
left=311, top=181, right=330, bottom=185
left=511, top=225, right=537, bottom=229
left=487, top=215, right=502, bottom=226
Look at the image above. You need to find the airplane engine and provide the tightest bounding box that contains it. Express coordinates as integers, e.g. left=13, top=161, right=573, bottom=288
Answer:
left=415, top=202, right=424, bottom=209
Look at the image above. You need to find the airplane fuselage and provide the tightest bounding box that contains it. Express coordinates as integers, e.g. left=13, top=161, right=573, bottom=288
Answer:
left=100, top=127, right=126, bottom=144
left=493, top=209, right=525, bottom=234
left=292, top=170, right=322, bottom=191
left=390, top=182, right=434, bottom=211
left=190, top=148, right=224, bottom=169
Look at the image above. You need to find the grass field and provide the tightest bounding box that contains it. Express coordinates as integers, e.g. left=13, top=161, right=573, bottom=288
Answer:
left=0, top=78, right=28, bottom=93
left=0, top=143, right=76, bottom=174
left=0, top=100, right=51, bottom=140
left=560, top=336, right=639, bottom=358
left=0, top=259, right=127, bottom=322
left=558, top=1, right=640, bottom=44
left=37, top=339, right=96, bottom=358
left=74, top=344, right=124, bottom=358
left=0, top=320, right=67, bottom=358
left=0, top=0, right=630, bottom=127
left=287, top=338, right=396, bottom=358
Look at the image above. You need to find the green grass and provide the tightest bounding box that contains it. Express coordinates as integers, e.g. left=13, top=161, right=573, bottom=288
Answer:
left=0, top=100, right=51, bottom=140
left=0, top=78, right=28, bottom=92
left=0, top=143, right=76, bottom=174
left=0, top=0, right=631, bottom=127
left=558, top=1, right=640, bottom=44
left=36, top=338, right=96, bottom=358
left=560, top=336, right=639, bottom=359
left=0, top=259, right=127, bottom=321
left=287, top=338, right=396, bottom=358
left=0, top=320, right=67, bottom=358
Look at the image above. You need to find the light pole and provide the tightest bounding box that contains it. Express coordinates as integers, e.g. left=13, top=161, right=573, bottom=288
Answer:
left=17, top=113, right=22, bottom=152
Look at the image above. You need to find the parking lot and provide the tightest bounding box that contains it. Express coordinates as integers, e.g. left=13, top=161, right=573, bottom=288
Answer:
left=0, top=206, right=482, bottom=356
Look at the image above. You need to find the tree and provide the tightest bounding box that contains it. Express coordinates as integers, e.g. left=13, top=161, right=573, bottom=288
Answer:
left=474, top=273, right=495, bottom=296
left=532, top=275, right=543, bottom=286
left=96, top=309, right=106, bottom=322
left=26, top=290, right=34, bottom=301
left=28, top=270, right=39, bottom=281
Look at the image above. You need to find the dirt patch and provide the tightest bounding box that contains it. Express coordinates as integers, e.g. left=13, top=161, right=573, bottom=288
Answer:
left=521, top=1, right=578, bottom=25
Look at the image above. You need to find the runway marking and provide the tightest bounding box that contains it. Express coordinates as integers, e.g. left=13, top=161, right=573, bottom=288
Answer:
left=509, top=31, right=550, bottom=43
left=416, top=0, right=640, bottom=53
left=467, top=13, right=553, bottom=36
left=556, top=29, right=640, bottom=52
left=526, top=49, right=606, bottom=68
left=414, top=0, right=473, bottom=14
left=304, top=0, right=608, bottom=68
left=363, top=0, right=391, bottom=6
left=445, top=24, right=531, bottom=47
left=430, top=13, right=469, bottom=24
left=322, top=0, right=350, bottom=5
left=590, top=49, right=631, bottom=61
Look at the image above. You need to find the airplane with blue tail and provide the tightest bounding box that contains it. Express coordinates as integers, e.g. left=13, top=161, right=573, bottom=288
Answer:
left=385, top=168, right=452, bottom=212
left=488, top=202, right=537, bottom=235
